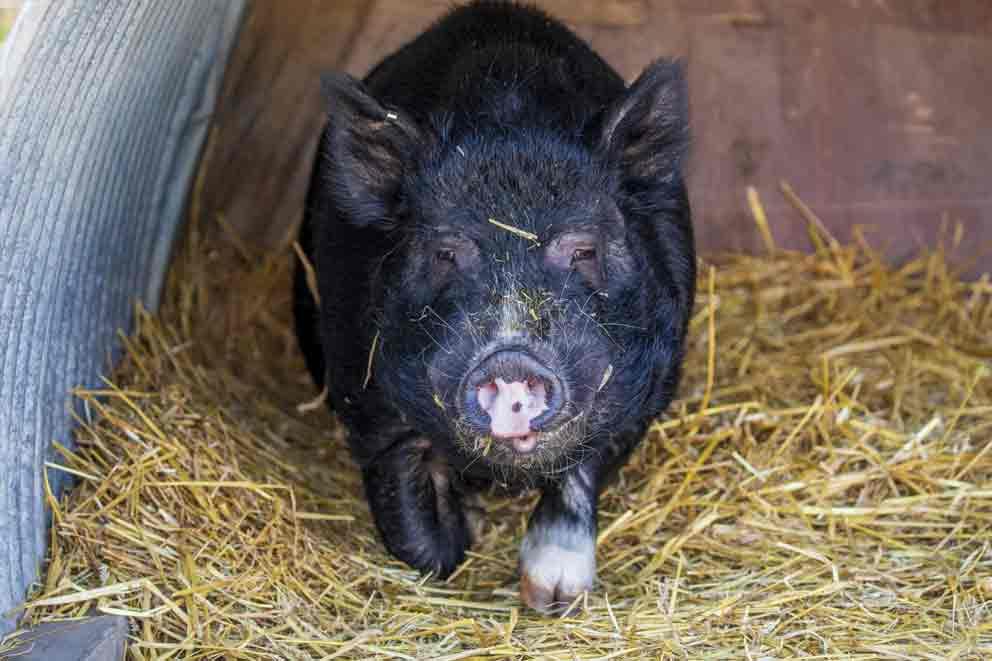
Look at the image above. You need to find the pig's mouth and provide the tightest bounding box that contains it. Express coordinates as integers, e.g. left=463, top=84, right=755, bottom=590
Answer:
left=461, top=410, right=588, bottom=472
left=453, top=344, right=583, bottom=465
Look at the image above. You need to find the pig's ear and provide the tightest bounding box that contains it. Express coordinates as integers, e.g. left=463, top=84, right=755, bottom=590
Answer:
left=598, top=59, right=688, bottom=182
left=319, top=72, right=425, bottom=228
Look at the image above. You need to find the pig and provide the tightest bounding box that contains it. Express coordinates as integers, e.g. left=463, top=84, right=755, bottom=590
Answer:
left=293, top=0, right=695, bottom=614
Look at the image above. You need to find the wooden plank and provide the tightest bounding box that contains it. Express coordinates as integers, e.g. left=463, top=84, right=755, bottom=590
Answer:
left=4, top=616, right=128, bottom=661
left=198, top=0, right=992, bottom=274
left=683, top=3, right=785, bottom=254
left=195, top=1, right=372, bottom=247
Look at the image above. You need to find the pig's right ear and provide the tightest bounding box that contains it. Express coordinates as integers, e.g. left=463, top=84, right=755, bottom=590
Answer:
left=319, top=73, right=425, bottom=229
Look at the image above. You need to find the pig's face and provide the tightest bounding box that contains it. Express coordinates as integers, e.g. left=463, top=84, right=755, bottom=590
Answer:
left=320, top=66, right=694, bottom=476
left=380, top=137, right=644, bottom=472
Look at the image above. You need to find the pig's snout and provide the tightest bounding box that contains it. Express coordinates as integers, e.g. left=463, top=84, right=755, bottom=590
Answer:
left=461, top=349, right=565, bottom=450
left=478, top=378, right=547, bottom=439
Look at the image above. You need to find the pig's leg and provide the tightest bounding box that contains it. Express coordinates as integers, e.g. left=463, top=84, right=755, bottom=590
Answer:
left=362, top=436, right=470, bottom=578
left=519, top=432, right=641, bottom=614
left=519, top=465, right=597, bottom=614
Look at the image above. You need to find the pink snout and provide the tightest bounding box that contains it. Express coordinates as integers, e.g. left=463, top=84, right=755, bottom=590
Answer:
left=477, top=378, right=548, bottom=438
left=461, top=349, right=564, bottom=453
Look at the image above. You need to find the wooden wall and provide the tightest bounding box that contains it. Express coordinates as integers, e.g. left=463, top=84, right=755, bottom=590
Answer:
left=195, top=1, right=992, bottom=274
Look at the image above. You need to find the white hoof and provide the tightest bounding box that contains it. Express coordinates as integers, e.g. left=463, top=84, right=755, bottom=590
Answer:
left=519, top=524, right=596, bottom=615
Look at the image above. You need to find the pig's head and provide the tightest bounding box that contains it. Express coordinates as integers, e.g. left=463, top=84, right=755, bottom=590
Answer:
left=319, top=61, right=695, bottom=476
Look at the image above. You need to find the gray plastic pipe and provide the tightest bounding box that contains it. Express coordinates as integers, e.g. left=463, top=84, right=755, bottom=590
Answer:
left=0, top=0, right=247, bottom=635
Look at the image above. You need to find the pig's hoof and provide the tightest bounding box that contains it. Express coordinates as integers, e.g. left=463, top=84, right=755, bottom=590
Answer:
left=519, top=527, right=595, bottom=615
left=418, top=450, right=472, bottom=578
left=363, top=438, right=471, bottom=579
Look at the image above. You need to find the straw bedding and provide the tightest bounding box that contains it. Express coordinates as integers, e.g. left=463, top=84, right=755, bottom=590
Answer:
left=4, top=192, right=991, bottom=659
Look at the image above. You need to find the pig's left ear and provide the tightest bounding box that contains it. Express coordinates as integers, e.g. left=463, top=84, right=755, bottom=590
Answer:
left=598, top=59, right=688, bottom=182
left=319, top=72, right=426, bottom=228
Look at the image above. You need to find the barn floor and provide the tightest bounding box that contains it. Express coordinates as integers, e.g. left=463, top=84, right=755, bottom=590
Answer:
left=5, top=202, right=991, bottom=658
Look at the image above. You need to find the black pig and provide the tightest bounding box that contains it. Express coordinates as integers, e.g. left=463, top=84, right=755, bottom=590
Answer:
left=294, top=0, right=695, bottom=614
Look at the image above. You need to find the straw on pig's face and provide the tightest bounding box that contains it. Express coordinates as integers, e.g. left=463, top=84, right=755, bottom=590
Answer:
left=370, top=133, right=673, bottom=476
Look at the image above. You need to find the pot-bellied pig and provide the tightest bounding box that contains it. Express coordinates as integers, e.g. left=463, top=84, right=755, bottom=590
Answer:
left=294, top=0, right=695, bottom=614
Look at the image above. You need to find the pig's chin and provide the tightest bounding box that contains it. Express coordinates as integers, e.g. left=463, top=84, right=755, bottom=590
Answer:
left=456, top=409, right=588, bottom=472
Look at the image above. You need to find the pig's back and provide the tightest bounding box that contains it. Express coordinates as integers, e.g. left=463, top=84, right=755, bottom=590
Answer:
left=364, top=1, right=625, bottom=134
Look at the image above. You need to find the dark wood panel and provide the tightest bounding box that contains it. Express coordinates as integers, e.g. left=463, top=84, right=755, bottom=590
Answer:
left=685, top=1, right=992, bottom=268
left=196, top=0, right=372, bottom=247
left=196, top=0, right=992, bottom=274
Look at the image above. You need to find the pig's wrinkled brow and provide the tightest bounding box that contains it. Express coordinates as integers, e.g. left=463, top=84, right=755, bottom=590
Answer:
left=425, top=223, right=492, bottom=242
left=421, top=228, right=486, bottom=248
left=426, top=226, right=471, bottom=240
left=547, top=223, right=601, bottom=237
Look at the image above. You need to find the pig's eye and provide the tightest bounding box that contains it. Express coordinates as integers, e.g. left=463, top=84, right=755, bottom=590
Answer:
left=546, top=232, right=603, bottom=288
left=429, top=238, right=480, bottom=275
left=436, top=249, right=457, bottom=263
left=571, top=247, right=597, bottom=263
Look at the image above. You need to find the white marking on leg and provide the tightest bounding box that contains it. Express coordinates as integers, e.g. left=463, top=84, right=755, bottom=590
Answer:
left=520, top=521, right=596, bottom=613
left=519, top=473, right=597, bottom=613
left=561, top=469, right=594, bottom=516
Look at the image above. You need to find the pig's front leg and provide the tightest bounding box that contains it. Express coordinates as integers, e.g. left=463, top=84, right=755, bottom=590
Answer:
left=519, top=465, right=599, bottom=614
left=519, top=429, right=643, bottom=614
left=362, top=436, right=471, bottom=578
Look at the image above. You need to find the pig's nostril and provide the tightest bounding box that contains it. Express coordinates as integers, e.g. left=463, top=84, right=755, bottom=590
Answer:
left=460, top=348, right=565, bottom=438
left=477, top=381, right=499, bottom=412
